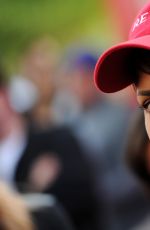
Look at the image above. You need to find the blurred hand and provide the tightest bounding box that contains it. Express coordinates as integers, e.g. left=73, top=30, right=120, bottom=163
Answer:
left=28, top=153, right=61, bottom=192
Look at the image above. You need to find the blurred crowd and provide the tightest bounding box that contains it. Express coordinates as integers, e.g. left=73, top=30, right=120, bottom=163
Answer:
left=1, top=37, right=150, bottom=230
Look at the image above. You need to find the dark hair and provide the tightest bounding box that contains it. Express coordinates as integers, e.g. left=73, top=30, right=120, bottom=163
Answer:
left=128, top=48, right=150, bottom=85
left=125, top=111, right=150, bottom=187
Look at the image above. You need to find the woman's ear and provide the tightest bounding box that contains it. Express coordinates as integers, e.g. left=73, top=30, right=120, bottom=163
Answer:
left=132, top=83, right=136, bottom=92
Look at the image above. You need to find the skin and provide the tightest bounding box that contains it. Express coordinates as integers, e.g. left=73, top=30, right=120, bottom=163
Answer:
left=137, top=72, right=150, bottom=139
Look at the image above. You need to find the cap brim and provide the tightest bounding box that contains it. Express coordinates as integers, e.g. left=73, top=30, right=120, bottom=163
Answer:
left=94, top=35, right=150, bottom=93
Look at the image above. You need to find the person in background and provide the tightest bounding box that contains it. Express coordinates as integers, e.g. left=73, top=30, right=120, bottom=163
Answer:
left=0, top=46, right=99, bottom=230
left=53, top=50, right=133, bottom=160
left=9, top=37, right=60, bottom=131
left=0, top=63, right=76, bottom=230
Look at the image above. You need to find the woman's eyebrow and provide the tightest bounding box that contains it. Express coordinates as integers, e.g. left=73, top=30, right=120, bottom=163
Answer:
left=137, top=90, right=150, bottom=96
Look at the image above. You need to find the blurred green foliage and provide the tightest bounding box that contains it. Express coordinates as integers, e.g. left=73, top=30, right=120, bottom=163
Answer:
left=0, top=0, right=109, bottom=73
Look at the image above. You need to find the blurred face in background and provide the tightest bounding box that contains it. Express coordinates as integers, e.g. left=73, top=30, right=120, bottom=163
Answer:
left=69, top=68, right=98, bottom=108
left=21, top=39, right=60, bottom=106
left=23, top=53, right=54, bottom=105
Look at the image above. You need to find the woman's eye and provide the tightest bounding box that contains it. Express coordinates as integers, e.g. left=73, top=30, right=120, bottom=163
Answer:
left=143, top=101, right=150, bottom=112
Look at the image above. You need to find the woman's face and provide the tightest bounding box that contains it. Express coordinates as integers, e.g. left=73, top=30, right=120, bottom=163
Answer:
left=137, top=72, right=150, bottom=139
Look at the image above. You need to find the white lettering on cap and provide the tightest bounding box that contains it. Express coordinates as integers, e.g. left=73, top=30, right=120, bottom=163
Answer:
left=132, top=12, right=149, bottom=32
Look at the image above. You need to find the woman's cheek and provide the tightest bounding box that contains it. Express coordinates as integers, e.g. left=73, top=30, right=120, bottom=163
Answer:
left=144, top=111, right=150, bottom=140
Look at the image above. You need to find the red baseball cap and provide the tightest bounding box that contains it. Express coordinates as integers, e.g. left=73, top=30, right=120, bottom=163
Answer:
left=94, top=2, right=150, bottom=93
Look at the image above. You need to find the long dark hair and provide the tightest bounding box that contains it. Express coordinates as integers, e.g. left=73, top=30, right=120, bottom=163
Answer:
left=125, top=111, right=150, bottom=186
